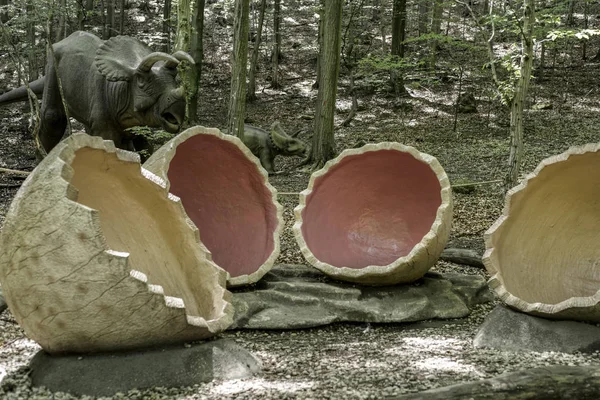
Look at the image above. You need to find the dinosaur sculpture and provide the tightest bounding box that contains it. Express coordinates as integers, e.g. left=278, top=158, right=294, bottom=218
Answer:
left=241, top=122, right=308, bottom=174
left=0, top=31, right=193, bottom=153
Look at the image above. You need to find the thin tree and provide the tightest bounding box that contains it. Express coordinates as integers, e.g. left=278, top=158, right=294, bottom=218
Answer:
left=120, top=0, right=125, bottom=34
left=26, top=0, right=37, bottom=81
left=271, top=0, right=281, bottom=88
left=106, top=0, right=114, bottom=39
left=56, top=0, right=67, bottom=42
left=429, top=0, right=443, bottom=69
left=227, top=0, right=250, bottom=139
left=418, top=0, right=429, bottom=36
left=305, top=0, right=343, bottom=169
left=505, top=0, right=535, bottom=190
left=391, top=0, right=408, bottom=96
left=247, top=0, right=267, bottom=102
left=188, top=0, right=206, bottom=122
left=163, top=0, right=172, bottom=52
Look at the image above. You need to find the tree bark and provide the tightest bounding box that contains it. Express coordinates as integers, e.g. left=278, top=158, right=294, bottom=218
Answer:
left=106, top=0, right=114, bottom=39
left=77, top=0, right=85, bottom=30
left=227, top=0, right=250, bottom=140
left=312, top=9, right=324, bottom=89
left=175, top=0, right=192, bottom=123
left=308, top=0, right=342, bottom=169
left=505, top=0, right=534, bottom=191
left=391, top=0, right=407, bottom=96
left=26, top=0, right=37, bottom=81
left=188, top=0, right=206, bottom=123
left=163, top=0, right=172, bottom=52
left=56, top=0, right=67, bottom=42
left=120, top=0, right=125, bottom=34
left=439, top=248, right=483, bottom=268
left=271, top=0, right=282, bottom=89
left=247, top=0, right=267, bottom=102
left=418, top=0, right=429, bottom=36
left=429, top=0, right=443, bottom=70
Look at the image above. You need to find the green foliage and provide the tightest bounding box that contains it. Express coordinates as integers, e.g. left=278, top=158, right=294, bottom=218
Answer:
left=125, top=126, right=173, bottom=160
left=546, top=28, right=600, bottom=41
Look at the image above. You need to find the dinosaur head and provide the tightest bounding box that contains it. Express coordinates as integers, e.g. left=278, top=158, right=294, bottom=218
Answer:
left=132, top=51, right=194, bottom=133
left=270, top=121, right=308, bottom=157
left=95, top=37, right=195, bottom=133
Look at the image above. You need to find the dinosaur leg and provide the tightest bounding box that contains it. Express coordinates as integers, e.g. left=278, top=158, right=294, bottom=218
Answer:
left=38, top=63, right=67, bottom=153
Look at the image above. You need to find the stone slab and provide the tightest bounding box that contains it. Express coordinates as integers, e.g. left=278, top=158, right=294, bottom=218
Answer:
left=474, top=305, right=600, bottom=353
left=230, top=264, right=492, bottom=329
left=395, top=365, right=600, bottom=399
left=29, top=339, right=260, bottom=397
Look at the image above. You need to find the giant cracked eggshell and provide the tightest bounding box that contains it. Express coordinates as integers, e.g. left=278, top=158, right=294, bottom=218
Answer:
left=144, top=126, right=283, bottom=287
left=0, top=133, right=233, bottom=354
left=293, top=142, right=453, bottom=285
left=484, top=143, right=600, bottom=321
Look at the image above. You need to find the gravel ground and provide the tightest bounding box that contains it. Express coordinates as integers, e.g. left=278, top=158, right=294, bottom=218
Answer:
left=2, top=299, right=600, bottom=399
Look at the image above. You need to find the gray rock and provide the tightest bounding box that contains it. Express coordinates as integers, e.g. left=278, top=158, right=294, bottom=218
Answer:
left=474, top=305, right=600, bottom=353
left=29, top=339, right=260, bottom=397
left=394, top=365, right=600, bottom=399
left=0, top=288, right=6, bottom=314
left=230, top=264, right=492, bottom=329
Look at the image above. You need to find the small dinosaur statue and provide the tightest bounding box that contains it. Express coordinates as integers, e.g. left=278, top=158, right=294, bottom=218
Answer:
left=241, top=122, right=308, bottom=175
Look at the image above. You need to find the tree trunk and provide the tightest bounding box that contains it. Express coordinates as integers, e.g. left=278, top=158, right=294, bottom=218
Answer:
left=188, top=0, right=206, bottom=123
left=391, top=0, right=407, bottom=96
left=309, top=0, right=342, bottom=169
left=77, top=0, right=85, bottom=30
left=56, top=0, right=67, bottom=42
left=505, top=0, right=535, bottom=191
left=163, top=0, right=172, bottom=52
left=26, top=0, right=37, bottom=81
left=175, top=0, right=191, bottom=123
left=227, top=0, right=250, bottom=140
left=86, top=0, right=94, bottom=11
left=418, top=0, right=429, bottom=36
left=312, top=10, right=323, bottom=89
left=120, top=0, right=125, bottom=34
left=583, top=0, right=588, bottom=60
left=175, top=0, right=191, bottom=56
left=247, top=0, right=267, bottom=102
left=106, top=0, right=114, bottom=39
left=429, top=0, right=443, bottom=70
left=372, top=0, right=386, bottom=51
left=271, top=0, right=282, bottom=89
left=566, top=0, right=575, bottom=26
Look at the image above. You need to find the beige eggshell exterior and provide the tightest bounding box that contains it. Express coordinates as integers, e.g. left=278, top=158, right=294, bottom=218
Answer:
left=484, top=143, right=600, bottom=322
left=0, top=133, right=233, bottom=354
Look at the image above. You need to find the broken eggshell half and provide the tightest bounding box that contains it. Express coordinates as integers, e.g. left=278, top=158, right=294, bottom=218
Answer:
left=0, top=133, right=233, bottom=354
left=144, top=126, right=283, bottom=287
left=484, top=143, right=600, bottom=322
left=294, top=142, right=452, bottom=285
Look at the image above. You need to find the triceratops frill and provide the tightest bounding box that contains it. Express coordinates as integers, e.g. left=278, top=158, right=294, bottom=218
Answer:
left=0, top=31, right=194, bottom=153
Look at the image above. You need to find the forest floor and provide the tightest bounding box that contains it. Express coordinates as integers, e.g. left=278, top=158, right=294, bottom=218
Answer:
left=1, top=1, right=600, bottom=399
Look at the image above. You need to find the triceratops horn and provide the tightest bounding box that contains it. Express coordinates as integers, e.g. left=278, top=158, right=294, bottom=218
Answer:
left=137, top=52, right=180, bottom=73
left=173, top=51, right=195, bottom=64
left=162, top=51, right=196, bottom=69
left=270, top=121, right=290, bottom=149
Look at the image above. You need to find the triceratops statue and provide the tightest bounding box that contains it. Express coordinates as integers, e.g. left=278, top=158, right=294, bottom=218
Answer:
left=242, top=121, right=308, bottom=175
left=0, top=31, right=193, bottom=153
